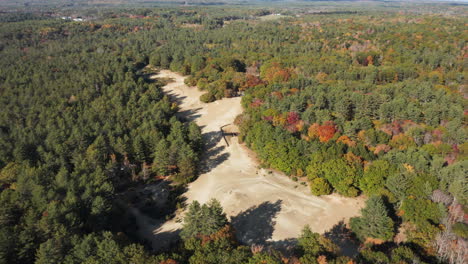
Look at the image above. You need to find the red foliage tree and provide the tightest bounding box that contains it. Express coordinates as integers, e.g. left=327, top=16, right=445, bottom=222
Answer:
left=317, top=121, right=336, bottom=142
left=245, top=74, right=264, bottom=88
left=250, top=98, right=264, bottom=108
left=160, top=259, right=178, bottom=264
left=287, top=112, right=300, bottom=125
left=284, top=112, right=301, bottom=133
left=307, top=121, right=336, bottom=142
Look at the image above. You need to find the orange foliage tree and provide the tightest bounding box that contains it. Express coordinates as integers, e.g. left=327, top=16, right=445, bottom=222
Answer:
left=261, top=62, right=294, bottom=83
left=337, top=135, right=356, bottom=147
left=307, top=123, right=320, bottom=139
left=389, top=133, right=416, bottom=150
left=318, top=121, right=337, bottom=142
left=307, top=121, right=337, bottom=142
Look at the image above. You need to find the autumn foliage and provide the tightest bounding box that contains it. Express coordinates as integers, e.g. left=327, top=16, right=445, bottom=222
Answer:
left=159, top=259, right=178, bottom=264
left=287, top=112, right=300, bottom=125
left=261, top=62, right=295, bottom=83
left=337, top=135, right=356, bottom=147
left=245, top=74, right=265, bottom=88
left=308, top=121, right=337, bottom=142
left=200, top=225, right=237, bottom=246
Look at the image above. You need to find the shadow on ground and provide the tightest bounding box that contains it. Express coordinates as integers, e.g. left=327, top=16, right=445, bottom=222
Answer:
left=150, top=229, right=181, bottom=253
left=178, top=107, right=202, bottom=122
left=199, top=131, right=230, bottom=173
left=231, top=200, right=282, bottom=245
left=116, top=181, right=187, bottom=253
left=119, top=203, right=183, bottom=253
left=324, top=220, right=360, bottom=257
left=164, top=91, right=187, bottom=105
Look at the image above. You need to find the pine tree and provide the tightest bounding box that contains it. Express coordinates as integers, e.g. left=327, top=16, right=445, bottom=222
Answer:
left=181, top=199, right=228, bottom=239
left=188, top=122, right=202, bottom=152
left=298, top=226, right=322, bottom=257
left=132, top=136, right=148, bottom=163
left=152, top=139, right=170, bottom=176
left=35, top=238, right=65, bottom=264
left=350, top=196, right=395, bottom=241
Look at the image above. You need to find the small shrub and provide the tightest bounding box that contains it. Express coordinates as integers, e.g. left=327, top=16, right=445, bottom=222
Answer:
left=200, top=92, right=215, bottom=103
left=310, top=178, right=332, bottom=196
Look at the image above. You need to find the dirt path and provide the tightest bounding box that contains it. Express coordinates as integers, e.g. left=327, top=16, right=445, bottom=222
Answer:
left=141, top=70, right=365, bottom=250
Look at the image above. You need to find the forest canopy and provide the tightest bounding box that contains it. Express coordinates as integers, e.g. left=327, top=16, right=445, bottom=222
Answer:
left=0, top=2, right=467, bottom=264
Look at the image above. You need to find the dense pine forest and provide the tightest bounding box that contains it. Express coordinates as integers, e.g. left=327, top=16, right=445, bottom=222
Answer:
left=0, top=1, right=467, bottom=264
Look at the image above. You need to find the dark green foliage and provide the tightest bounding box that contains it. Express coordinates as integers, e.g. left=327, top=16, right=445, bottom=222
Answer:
left=61, top=232, right=159, bottom=264
left=0, top=12, right=204, bottom=263
left=357, top=245, right=426, bottom=264
left=298, top=226, right=323, bottom=257
left=152, top=139, right=171, bottom=176
left=181, top=199, right=228, bottom=239
left=297, top=225, right=338, bottom=263
left=350, top=196, right=394, bottom=241
left=390, top=246, right=420, bottom=264
left=178, top=200, right=252, bottom=264
left=188, top=244, right=250, bottom=264
left=225, top=8, right=466, bottom=258
left=245, top=121, right=307, bottom=176
left=0, top=4, right=466, bottom=263
left=184, top=229, right=251, bottom=264
left=358, top=248, right=390, bottom=264
left=400, top=198, right=443, bottom=228
left=443, top=161, right=468, bottom=205
left=188, top=122, right=203, bottom=152
left=247, top=251, right=283, bottom=264
left=320, top=158, right=360, bottom=197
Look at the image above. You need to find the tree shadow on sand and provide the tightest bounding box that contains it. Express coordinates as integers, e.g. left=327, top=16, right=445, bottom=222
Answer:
left=231, top=200, right=282, bottom=245
left=267, top=238, right=299, bottom=258
left=323, top=220, right=360, bottom=257
left=149, top=229, right=181, bottom=253
left=164, top=91, right=187, bottom=105
left=199, top=131, right=230, bottom=173
left=178, top=107, right=202, bottom=122
left=118, top=198, right=187, bottom=253
left=203, top=130, right=223, bottom=149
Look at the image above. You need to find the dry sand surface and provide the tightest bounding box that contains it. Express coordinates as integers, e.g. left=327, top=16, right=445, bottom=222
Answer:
left=135, top=70, right=365, bottom=251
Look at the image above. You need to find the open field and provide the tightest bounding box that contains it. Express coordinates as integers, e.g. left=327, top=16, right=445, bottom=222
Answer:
left=259, top=14, right=290, bottom=21
left=130, top=70, right=366, bottom=251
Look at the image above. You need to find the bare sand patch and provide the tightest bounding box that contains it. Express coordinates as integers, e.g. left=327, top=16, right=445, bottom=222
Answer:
left=138, top=70, right=365, bottom=250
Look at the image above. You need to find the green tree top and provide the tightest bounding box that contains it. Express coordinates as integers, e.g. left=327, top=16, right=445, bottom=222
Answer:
left=181, top=199, right=228, bottom=240
left=350, top=196, right=395, bottom=241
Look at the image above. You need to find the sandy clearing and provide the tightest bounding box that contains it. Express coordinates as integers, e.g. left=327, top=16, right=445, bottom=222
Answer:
left=141, top=70, right=365, bottom=250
